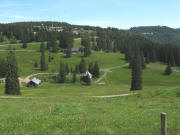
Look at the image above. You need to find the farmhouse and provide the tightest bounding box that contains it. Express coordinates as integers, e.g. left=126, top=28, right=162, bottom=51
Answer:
left=27, top=78, right=41, bottom=87
left=80, top=71, right=92, bottom=79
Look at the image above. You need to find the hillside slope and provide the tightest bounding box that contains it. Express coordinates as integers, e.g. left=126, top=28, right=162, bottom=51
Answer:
left=129, top=26, right=180, bottom=45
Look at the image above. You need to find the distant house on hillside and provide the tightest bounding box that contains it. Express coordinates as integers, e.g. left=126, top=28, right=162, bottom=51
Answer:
left=142, top=32, right=154, bottom=35
left=72, top=28, right=80, bottom=35
left=27, top=78, right=41, bottom=87
left=72, top=47, right=80, bottom=54
left=57, top=28, right=64, bottom=32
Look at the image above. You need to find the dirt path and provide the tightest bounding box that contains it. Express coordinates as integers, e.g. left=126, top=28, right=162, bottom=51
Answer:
left=90, top=93, right=135, bottom=98
left=0, top=96, right=26, bottom=99
left=0, top=50, right=36, bottom=52
left=0, top=93, right=135, bottom=99
left=95, top=63, right=129, bottom=84
left=0, top=44, right=10, bottom=47
left=25, top=73, right=58, bottom=82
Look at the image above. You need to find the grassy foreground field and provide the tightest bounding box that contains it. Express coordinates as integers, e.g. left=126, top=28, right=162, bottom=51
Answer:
left=0, top=43, right=180, bottom=134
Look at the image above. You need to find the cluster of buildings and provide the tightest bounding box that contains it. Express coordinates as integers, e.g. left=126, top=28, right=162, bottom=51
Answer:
left=27, top=70, right=92, bottom=87
left=142, top=32, right=154, bottom=35
left=48, top=24, right=81, bottom=35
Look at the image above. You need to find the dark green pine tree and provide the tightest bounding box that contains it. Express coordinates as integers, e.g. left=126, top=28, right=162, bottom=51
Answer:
left=10, top=33, right=17, bottom=44
left=92, top=41, right=98, bottom=51
left=130, top=47, right=143, bottom=91
left=60, top=32, right=74, bottom=57
left=0, top=58, right=7, bottom=78
left=21, top=42, right=27, bottom=48
left=46, top=41, right=51, bottom=50
left=151, top=48, right=157, bottom=62
left=75, top=64, right=79, bottom=73
left=0, top=32, right=4, bottom=42
left=59, top=62, right=66, bottom=83
left=65, top=63, right=70, bottom=74
left=125, top=46, right=131, bottom=61
left=66, top=47, right=72, bottom=58
left=84, top=75, right=91, bottom=85
left=72, top=71, right=77, bottom=83
left=141, top=51, right=146, bottom=69
left=34, top=61, right=38, bottom=68
left=52, top=40, right=58, bottom=53
left=129, top=56, right=133, bottom=69
left=93, top=61, right=100, bottom=78
left=48, top=56, right=51, bottom=63
left=165, top=63, right=172, bottom=75
left=88, top=62, right=94, bottom=74
left=169, top=53, right=176, bottom=67
left=40, top=44, right=47, bottom=71
left=5, top=51, right=20, bottom=95
left=97, top=38, right=103, bottom=51
left=79, top=58, right=87, bottom=73
left=106, top=38, right=113, bottom=52
left=40, top=41, right=45, bottom=52
left=82, top=36, right=91, bottom=57
left=145, top=53, right=150, bottom=64
left=113, top=40, right=119, bottom=53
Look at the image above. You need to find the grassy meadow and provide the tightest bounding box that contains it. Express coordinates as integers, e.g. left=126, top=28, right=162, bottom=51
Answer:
left=0, top=42, right=180, bottom=134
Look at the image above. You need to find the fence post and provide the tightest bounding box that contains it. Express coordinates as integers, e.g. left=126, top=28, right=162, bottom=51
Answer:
left=161, top=112, right=167, bottom=135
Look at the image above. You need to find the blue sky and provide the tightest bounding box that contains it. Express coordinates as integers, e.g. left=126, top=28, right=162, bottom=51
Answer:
left=0, top=0, right=180, bottom=29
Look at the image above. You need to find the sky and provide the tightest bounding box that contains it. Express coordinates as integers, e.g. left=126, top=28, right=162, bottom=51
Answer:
left=0, top=0, right=180, bottom=29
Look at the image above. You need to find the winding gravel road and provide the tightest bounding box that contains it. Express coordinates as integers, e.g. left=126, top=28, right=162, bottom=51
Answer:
left=95, top=63, right=129, bottom=83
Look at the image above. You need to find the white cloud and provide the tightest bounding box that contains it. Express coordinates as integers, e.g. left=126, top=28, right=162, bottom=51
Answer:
left=0, top=14, right=38, bottom=20
left=0, top=3, right=30, bottom=8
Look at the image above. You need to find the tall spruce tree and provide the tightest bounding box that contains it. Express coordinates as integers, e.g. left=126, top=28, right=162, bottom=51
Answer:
left=93, top=61, right=100, bottom=78
left=145, top=53, right=150, bottom=64
left=82, top=37, right=91, bottom=57
left=52, top=40, right=58, bottom=53
left=79, top=58, right=86, bottom=73
left=0, top=58, right=7, bottom=77
left=169, top=53, right=175, bottom=67
left=34, top=61, right=38, bottom=68
left=165, top=63, right=172, bottom=75
left=66, top=47, right=72, bottom=58
left=22, top=42, right=27, bottom=48
left=40, top=41, right=45, bottom=52
left=151, top=48, right=157, bottom=62
left=59, top=32, right=73, bottom=57
left=106, top=38, right=113, bottom=52
left=5, top=51, right=20, bottom=95
left=75, top=64, right=79, bottom=73
left=84, top=75, right=91, bottom=85
left=141, top=51, right=146, bottom=69
left=88, top=62, right=94, bottom=74
left=0, top=32, right=4, bottom=42
left=46, top=41, right=51, bottom=50
left=130, top=47, right=143, bottom=91
left=125, top=46, right=131, bottom=61
left=59, top=62, right=66, bottom=83
left=40, top=43, right=47, bottom=71
left=65, top=63, right=70, bottom=74
left=72, top=71, right=77, bottom=83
